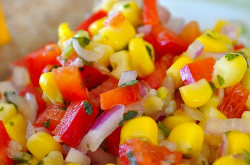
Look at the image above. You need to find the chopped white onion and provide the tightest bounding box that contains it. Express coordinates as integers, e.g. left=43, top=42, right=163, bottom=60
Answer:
left=25, top=121, right=35, bottom=140
left=138, top=80, right=151, bottom=98
left=182, top=104, right=204, bottom=121
left=221, top=24, right=239, bottom=41
left=159, top=140, right=178, bottom=152
left=160, top=75, right=175, bottom=102
left=158, top=5, right=171, bottom=24
left=137, top=25, right=153, bottom=35
left=218, top=134, right=228, bottom=157
left=186, top=40, right=204, bottom=60
left=24, top=92, right=38, bottom=124
left=163, top=100, right=177, bottom=115
left=6, top=140, right=23, bottom=158
left=118, top=70, right=137, bottom=86
left=66, top=148, right=90, bottom=165
left=11, top=66, right=31, bottom=90
left=218, top=88, right=224, bottom=104
left=0, top=81, right=17, bottom=103
left=125, top=101, right=146, bottom=115
left=198, top=52, right=227, bottom=61
left=165, top=17, right=185, bottom=34
left=70, top=57, right=84, bottom=68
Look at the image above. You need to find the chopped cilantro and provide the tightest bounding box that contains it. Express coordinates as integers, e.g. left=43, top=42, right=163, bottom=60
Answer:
left=37, top=160, right=44, bottom=165
left=62, top=44, right=74, bottom=60
left=4, top=92, right=18, bottom=110
left=225, top=131, right=231, bottom=135
left=73, top=36, right=90, bottom=47
left=13, top=152, right=31, bottom=164
left=158, top=122, right=171, bottom=136
left=225, top=53, right=239, bottom=61
left=9, top=121, right=14, bottom=126
left=83, top=101, right=93, bottom=115
left=121, top=80, right=138, bottom=87
left=217, top=75, right=225, bottom=86
left=243, top=149, right=250, bottom=165
left=58, top=107, right=67, bottom=111
left=119, top=111, right=138, bottom=126
left=209, top=82, right=216, bottom=95
left=145, top=45, right=153, bottom=60
left=141, top=113, right=146, bottom=116
left=126, top=151, right=137, bottom=165
left=0, top=107, right=4, bottom=111
left=123, top=3, right=130, bottom=8
left=79, top=67, right=84, bottom=71
left=42, top=119, right=50, bottom=128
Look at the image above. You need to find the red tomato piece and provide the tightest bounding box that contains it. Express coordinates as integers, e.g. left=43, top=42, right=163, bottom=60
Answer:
left=52, top=101, right=99, bottom=148
left=180, top=21, right=201, bottom=45
left=52, top=65, right=88, bottom=103
left=35, top=105, right=66, bottom=131
left=142, top=0, right=159, bottom=25
left=100, top=83, right=139, bottom=110
left=119, top=138, right=182, bottom=165
left=103, top=11, right=126, bottom=27
left=179, top=57, right=216, bottom=85
left=89, top=77, right=118, bottom=109
left=25, top=44, right=62, bottom=86
left=144, top=24, right=188, bottom=57
left=218, top=83, right=249, bottom=118
left=234, top=43, right=245, bottom=50
left=75, top=10, right=107, bottom=32
left=0, top=121, right=13, bottom=165
left=107, top=126, right=122, bottom=156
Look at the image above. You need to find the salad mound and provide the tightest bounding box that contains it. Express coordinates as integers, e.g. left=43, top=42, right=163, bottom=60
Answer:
left=1, top=0, right=250, bottom=165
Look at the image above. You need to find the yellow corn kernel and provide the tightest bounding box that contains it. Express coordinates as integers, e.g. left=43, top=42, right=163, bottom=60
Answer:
left=18, top=157, right=39, bottom=165
left=128, top=38, right=155, bottom=78
left=143, top=96, right=163, bottom=116
left=200, top=95, right=220, bottom=112
left=227, top=131, right=250, bottom=155
left=27, top=132, right=62, bottom=160
left=42, top=151, right=64, bottom=165
left=197, top=30, right=233, bottom=53
left=110, top=50, right=132, bottom=79
left=85, top=41, right=114, bottom=66
left=212, top=53, right=247, bottom=88
left=162, top=114, right=195, bottom=130
left=204, top=107, right=227, bottom=119
left=157, top=87, right=168, bottom=100
left=39, top=72, right=64, bottom=105
left=180, top=78, right=213, bottom=108
left=120, top=116, right=158, bottom=145
left=110, top=1, right=142, bottom=27
left=0, top=103, right=17, bottom=123
left=89, top=17, right=106, bottom=36
left=213, top=155, right=247, bottom=165
left=167, top=55, right=193, bottom=89
left=0, top=2, right=10, bottom=45
left=242, top=111, right=250, bottom=119
left=58, top=23, right=75, bottom=49
left=168, top=122, right=204, bottom=157
left=96, top=19, right=136, bottom=51
left=5, top=114, right=27, bottom=151
left=241, top=68, right=250, bottom=93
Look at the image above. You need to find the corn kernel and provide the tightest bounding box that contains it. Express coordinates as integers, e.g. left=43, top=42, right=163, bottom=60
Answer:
left=27, top=132, right=62, bottom=160
left=128, top=38, right=155, bottom=78
left=242, top=111, right=250, bottom=119
left=58, top=23, right=75, bottom=49
left=241, top=68, right=250, bottom=93
left=180, top=78, right=213, bottom=108
left=88, top=17, right=106, bottom=36
left=157, top=87, right=168, bottom=100
left=204, top=107, right=227, bottom=119
left=39, top=72, right=64, bottom=105
left=173, top=109, right=186, bottom=116
left=162, top=115, right=195, bottom=130
left=168, top=122, right=204, bottom=157
left=42, top=151, right=64, bottom=165
left=213, top=155, right=247, bottom=165
left=227, top=131, right=250, bottom=155
left=0, top=103, right=17, bottom=123
left=200, top=95, right=220, bottom=112
left=0, top=2, right=10, bottom=45
left=5, top=114, right=27, bottom=151
left=120, top=116, right=158, bottom=145
left=167, top=55, right=193, bottom=89
left=143, top=96, right=163, bottom=116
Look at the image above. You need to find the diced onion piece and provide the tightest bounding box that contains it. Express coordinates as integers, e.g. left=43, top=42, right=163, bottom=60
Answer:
left=138, top=80, right=151, bottom=98
left=221, top=24, right=239, bottom=41
left=77, top=105, right=125, bottom=153
left=159, top=140, right=178, bottom=152
left=70, top=57, right=84, bottom=68
left=24, top=92, right=38, bottom=124
left=137, top=25, right=152, bottom=35
left=218, top=134, right=228, bottom=157
left=11, top=66, right=30, bottom=90
left=125, top=101, right=146, bottom=115
left=198, top=52, right=227, bottom=61
left=65, top=148, right=90, bottom=165
left=25, top=121, right=35, bottom=140
left=165, top=17, right=185, bottom=34
left=185, top=40, right=204, bottom=60
left=218, top=88, right=224, bottom=104
left=158, top=5, right=171, bottom=24
left=0, top=81, right=17, bottom=103
left=6, top=140, right=23, bottom=158
left=181, top=104, right=204, bottom=121
left=35, top=127, right=53, bottom=135
left=118, top=70, right=137, bottom=86
left=160, top=75, right=175, bottom=102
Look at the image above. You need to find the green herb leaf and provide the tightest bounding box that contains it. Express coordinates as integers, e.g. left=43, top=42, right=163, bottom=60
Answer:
left=13, top=152, right=32, bottom=164
left=141, top=113, right=146, bottom=116
left=83, top=101, right=93, bottom=115
left=209, top=82, right=216, bottom=95
left=73, top=36, right=90, bottom=47
left=42, top=119, right=50, bottom=128
left=9, top=121, right=14, bottom=126
left=62, top=44, right=74, bottom=60
left=4, top=92, right=18, bottom=110
left=126, top=151, right=137, bottom=165
left=158, top=122, right=171, bottom=136
left=0, top=107, right=4, bottom=111
left=121, top=80, right=138, bottom=87
left=58, top=107, right=67, bottom=111
left=37, top=160, right=44, bottom=165
left=123, top=3, right=130, bottom=8
left=217, top=75, right=225, bottom=86
left=119, top=111, right=138, bottom=126
left=225, top=53, right=239, bottom=61
left=243, top=149, right=250, bottom=165
left=145, top=45, right=153, bottom=60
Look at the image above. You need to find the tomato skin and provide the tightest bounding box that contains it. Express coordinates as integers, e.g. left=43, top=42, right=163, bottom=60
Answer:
left=142, top=0, right=159, bottom=25
left=0, top=121, right=13, bottom=165
left=180, top=21, right=201, bottom=45
left=52, top=101, right=99, bottom=148
left=107, top=126, right=122, bottom=156
left=218, top=83, right=249, bottom=118
left=119, top=138, right=182, bottom=165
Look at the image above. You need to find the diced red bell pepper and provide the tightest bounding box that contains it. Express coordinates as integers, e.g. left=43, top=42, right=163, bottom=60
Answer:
left=119, top=138, right=182, bottom=165
left=180, top=21, right=201, bottom=45
left=100, top=83, right=139, bottom=110
left=0, top=121, right=13, bottom=165
left=19, top=84, right=46, bottom=116
left=25, top=43, right=62, bottom=86
left=89, top=77, right=118, bottom=109
left=75, top=10, right=107, bottom=32
left=52, top=65, right=88, bottom=103
left=144, top=24, right=188, bottom=57
left=234, top=43, right=245, bottom=51
left=218, top=83, right=249, bottom=118
left=107, top=126, right=122, bottom=156
left=179, top=57, right=216, bottom=85
left=35, top=105, right=66, bottom=131
left=103, top=11, right=126, bottom=27
left=52, top=101, right=99, bottom=148
left=142, top=0, right=159, bottom=25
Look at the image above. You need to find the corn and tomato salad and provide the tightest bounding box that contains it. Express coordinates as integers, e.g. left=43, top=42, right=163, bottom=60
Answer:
left=0, top=0, right=250, bottom=165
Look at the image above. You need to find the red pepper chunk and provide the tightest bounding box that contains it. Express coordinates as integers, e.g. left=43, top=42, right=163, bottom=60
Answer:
left=100, top=83, right=139, bottom=110
left=107, top=126, right=122, bottom=156
left=119, top=138, right=182, bottom=165
left=52, top=65, right=88, bottom=103
left=142, top=0, right=159, bottom=25
left=0, top=121, right=13, bottom=165
left=218, top=83, right=249, bottom=118
left=180, top=57, right=216, bottom=85
left=52, top=101, right=99, bottom=148
left=103, top=11, right=126, bottom=27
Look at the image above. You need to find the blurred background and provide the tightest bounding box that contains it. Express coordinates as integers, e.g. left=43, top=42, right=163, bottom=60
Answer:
left=0, top=0, right=249, bottom=80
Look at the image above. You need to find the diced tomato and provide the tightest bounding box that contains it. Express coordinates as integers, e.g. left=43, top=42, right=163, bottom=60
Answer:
left=0, top=121, right=13, bottom=165
left=180, top=21, right=201, bottom=45
left=142, top=0, right=159, bottom=25
left=89, top=77, right=118, bottom=109
left=107, top=126, right=122, bottom=156
left=19, top=84, right=46, bottom=116
left=25, top=44, right=62, bottom=86
left=35, top=105, right=66, bottom=131
left=100, top=83, right=139, bottom=110
left=75, top=10, right=107, bottom=32
left=143, top=55, right=173, bottom=89
left=179, top=57, right=216, bottom=85
left=58, top=51, right=78, bottom=66
left=218, top=83, right=249, bottom=118
left=52, top=101, right=99, bottom=148
left=119, top=138, right=182, bottom=165
left=52, top=65, right=88, bottom=103
left=144, top=24, right=188, bottom=57
left=103, top=11, right=126, bottom=27
left=12, top=57, right=27, bottom=67
left=234, top=43, right=245, bottom=50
